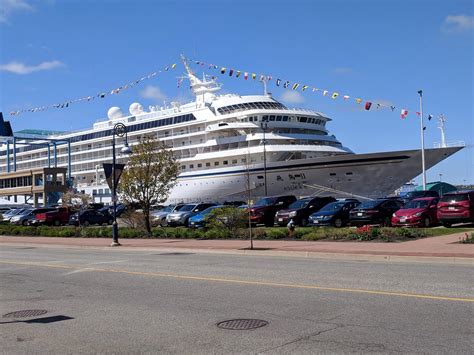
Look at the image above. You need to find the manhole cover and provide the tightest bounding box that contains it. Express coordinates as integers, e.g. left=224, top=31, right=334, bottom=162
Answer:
left=3, top=310, right=48, bottom=319
left=156, top=252, right=194, bottom=256
left=217, top=319, right=268, bottom=330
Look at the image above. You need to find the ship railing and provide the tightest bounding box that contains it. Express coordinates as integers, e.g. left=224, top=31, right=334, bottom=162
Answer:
left=433, top=141, right=466, bottom=148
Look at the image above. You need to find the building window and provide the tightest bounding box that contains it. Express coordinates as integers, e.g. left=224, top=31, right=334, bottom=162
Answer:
left=223, top=160, right=228, bottom=165
left=197, top=163, right=202, bottom=168
left=189, top=164, right=194, bottom=169
left=206, top=162, right=211, bottom=167
left=214, top=162, right=219, bottom=166
left=232, top=159, right=237, bottom=164
left=181, top=165, right=186, bottom=170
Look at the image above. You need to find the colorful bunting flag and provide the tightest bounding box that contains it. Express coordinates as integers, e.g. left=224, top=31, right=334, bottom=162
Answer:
left=220, top=67, right=226, bottom=74
left=302, top=85, right=309, bottom=91
left=283, top=81, right=290, bottom=88
left=356, top=98, right=362, bottom=104
left=252, top=73, right=257, bottom=80
left=229, top=69, right=234, bottom=76
left=331, top=92, right=339, bottom=99
left=236, top=70, right=241, bottom=78
left=365, top=102, right=372, bottom=110
left=244, top=72, right=248, bottom=80
left=323, top=90, right=328, bottom=96
left=276, top=79, right=281, bottom=86
left=292, top=83, right=300, bottom=90
left=343, top=95, right=350, bottom=100
left=401, top=109, right=408, bottom=119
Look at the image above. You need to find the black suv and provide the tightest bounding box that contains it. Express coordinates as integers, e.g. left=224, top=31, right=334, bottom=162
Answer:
left=349, top=198, right=403, bottom=226
left=274, top=196, right=336, bottom=226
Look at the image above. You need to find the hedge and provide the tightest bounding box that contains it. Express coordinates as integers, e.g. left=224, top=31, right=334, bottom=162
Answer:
left=0, top=224, right=432, bottom=242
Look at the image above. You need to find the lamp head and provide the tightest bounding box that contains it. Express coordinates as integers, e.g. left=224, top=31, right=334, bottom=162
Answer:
left=120, top=142, right=132, bottom=155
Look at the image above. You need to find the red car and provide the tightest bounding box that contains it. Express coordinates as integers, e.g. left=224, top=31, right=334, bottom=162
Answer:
left=437, top=190, right=474, bottom=227
left=392, top=197, right=439, bottom=227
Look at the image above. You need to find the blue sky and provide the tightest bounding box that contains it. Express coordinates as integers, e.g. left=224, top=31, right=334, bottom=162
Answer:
left=1, top=0, right=472, bottom=185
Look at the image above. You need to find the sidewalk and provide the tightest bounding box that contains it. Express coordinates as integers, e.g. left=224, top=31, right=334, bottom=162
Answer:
left=1, top=232, right=473, bottom=264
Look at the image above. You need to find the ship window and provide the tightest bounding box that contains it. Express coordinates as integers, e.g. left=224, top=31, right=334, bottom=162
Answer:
left=105, top=189, right=110, bottom=194
left=206, top=162, right=211, bottom=167
left=282, top=116, right=288, bottom=121
left=345, top=172, right=353, bottom=175
left=223, top=160, right=228, bottom=165
left=214, top=162, right=219, bottom=166
left=241, top=158, right=246, bottom=163
left=262, top=115, right=268, bottom=122
left=232, top=159, right=237, bottom=164
left=197, top=163, right=202, bottom=168
left=257, top=176, right=264, bottom=179
left=181, top=165, right=186, bottom=170
left=269, top=115, right=276, bottom=121
left=276, top=116, right=282, bottom=121
left=189, top=164, right=194, bottom=169
left=300, top=117, right=307, bottom=123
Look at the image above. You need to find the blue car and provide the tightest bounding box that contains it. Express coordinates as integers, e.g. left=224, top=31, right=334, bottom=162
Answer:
left=309, top=199, right=360, bottom=228
left=188, top=205, right=224, bottom=228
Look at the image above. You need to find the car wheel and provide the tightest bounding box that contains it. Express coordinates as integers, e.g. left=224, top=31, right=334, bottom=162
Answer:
left=54, top=220, right=61, bottom=226
left=383, top=217, right=391, bottom=227
left=22, top=220, right=28, bottom=226
left=442, top=222, right=452, bottom=228
left=334, top=218, right=343, bottom=228
left=423, top=217, right=430, bottom=228
left=83, top=220, right=90, bottom=227
left=161, top=218, right=168, bottom=227
left=300, top=218, right=308, bottom=227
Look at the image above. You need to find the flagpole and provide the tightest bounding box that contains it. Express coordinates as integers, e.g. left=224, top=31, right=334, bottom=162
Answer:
left=418, top=90, right=426, bottom=190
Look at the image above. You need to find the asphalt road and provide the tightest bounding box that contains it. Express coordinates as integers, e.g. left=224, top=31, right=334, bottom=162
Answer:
left=0, top=246, right=473, bottom=354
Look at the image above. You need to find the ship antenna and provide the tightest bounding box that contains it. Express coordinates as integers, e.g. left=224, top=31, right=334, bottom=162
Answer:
left=181, top=54, right=194, bottom=76
left=438, top=114, right=447, bottom=148
left=261, top=77, right=268, bottom=96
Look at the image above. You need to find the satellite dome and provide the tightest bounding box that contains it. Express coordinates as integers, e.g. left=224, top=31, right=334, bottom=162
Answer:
left=107, top=107, right=124, bottom=120
left=129, top=102, right=144, bottom=115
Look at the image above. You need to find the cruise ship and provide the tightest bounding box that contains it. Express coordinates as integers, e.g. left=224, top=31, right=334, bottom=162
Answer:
left=0, top=59, right=463, bottom=204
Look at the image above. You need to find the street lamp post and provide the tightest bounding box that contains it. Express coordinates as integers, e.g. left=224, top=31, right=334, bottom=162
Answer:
left=111, top=123, right=132, bottom=247
left=260, top=121, right=268, bottom=196
left=418, top=90, right=427, bottom=190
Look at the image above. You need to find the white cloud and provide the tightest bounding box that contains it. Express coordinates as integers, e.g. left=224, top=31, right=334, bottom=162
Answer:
left=279, top=90, right=305, bottom=104
left=0, top=60, right=65, bottom=74
left=0, top=0, right=33, bottom=23
left=442, top=14, right=474, bottom=34
left=140, top=85, right=168, bottom=102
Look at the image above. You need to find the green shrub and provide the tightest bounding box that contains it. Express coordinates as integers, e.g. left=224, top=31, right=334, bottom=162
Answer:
left=264, top=228, right=287, bottom=239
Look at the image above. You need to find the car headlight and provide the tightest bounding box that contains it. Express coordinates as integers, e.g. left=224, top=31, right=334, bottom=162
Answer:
left=392, top=213, right=397, bottom=217
left=323, top=215, right=333, bottom=220
left=289, top=211, right=297, bottom=218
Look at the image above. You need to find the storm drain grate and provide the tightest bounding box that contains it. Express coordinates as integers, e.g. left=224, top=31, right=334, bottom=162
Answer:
left=3, top=310, right=48, bottom=319
left=217, top=319, right=268, bottom=330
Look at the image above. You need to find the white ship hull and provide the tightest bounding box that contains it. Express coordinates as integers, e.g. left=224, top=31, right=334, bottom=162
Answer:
left=168, top=146, right=462, bottom=203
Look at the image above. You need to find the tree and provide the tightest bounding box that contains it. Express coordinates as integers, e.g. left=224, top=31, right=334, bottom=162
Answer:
left=119, top=136, right=179, bottom=234
left=61, top=190, right=91, bottom=208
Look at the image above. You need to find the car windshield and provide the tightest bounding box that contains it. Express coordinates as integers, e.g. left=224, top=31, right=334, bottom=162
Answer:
left=173, top=205, right=186, bottom=211
left=358, top=200, right=381, bottom=209
left=254, top=197, right=277, bottom=207
left=404, top=200, right=430, bottom=209
left=441, top=194, right=468, bottom=202
left=161, top=206, right=174, bottom=212
left=288, top=199, right=310, bottom=209
left=179, top=204, right=196, bottom=212
left=319, top=202, right=346, bottom=212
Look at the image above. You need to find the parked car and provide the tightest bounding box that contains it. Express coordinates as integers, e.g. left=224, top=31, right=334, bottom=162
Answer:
left=166, top=203, right=217, bottom=227
left=248, top=195, right=297, bottom=227
left=309, top=199, right=360, bottom=227
left=33, top=207, right=76, bottom=226
left=100, top=203, right=127, bottom=218
left=349, top=198, right=403, bottom=226
left=10, top=208, right=55, bottom=226
left=437, top=190, right=474, bottom=227
left=399, top=190, right=439, bottom=205
left=391, top=197, right=439, bottom=227
left=68, top=209, right=113, bottom=226
left=275, top=196, right=336, bottom=227
left=188, top=205, right=225, bottom=228
left=2, top=208, right=29, bottom=222
left=152, top=204, right=185, bottom=226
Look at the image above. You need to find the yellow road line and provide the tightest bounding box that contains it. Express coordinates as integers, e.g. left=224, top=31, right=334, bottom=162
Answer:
left=2, top=260, right=473, bottom=303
